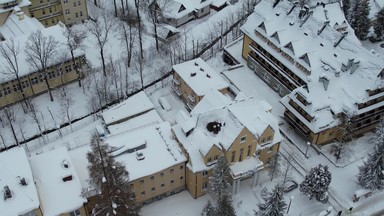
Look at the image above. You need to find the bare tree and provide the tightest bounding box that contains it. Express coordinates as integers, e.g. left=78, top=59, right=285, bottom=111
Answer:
left=118, top=18, right=136, bottom=67
left=134, top=0, right=144, bottom=59
left=2, top=106, right=19, bottom=146
left=0, top=39, right=29, bottom=111
left=134, top=55, right=145, bottom=89
left=63, top=27, right=86, bottom=87
left=25, top=30, right=59, bottom=101
left=28, top=100, right=45, bottom=144
left=146, top=0, right=167, bottom=51
left=85, top=12, right=116, bottom=77
left=58, top=87, right=74, bottom=132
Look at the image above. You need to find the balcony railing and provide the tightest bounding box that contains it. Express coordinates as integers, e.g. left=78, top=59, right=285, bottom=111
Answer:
left=173, top=78, right=180, bottom=85
left=284, top=111, right=310, bottom=135
left=171, top=85, right=181, bottom=96
left=188, top=95, right=195, bottom=102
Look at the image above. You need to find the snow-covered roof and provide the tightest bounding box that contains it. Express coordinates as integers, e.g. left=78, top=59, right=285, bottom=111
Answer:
left=230, top=157, right=263, bottom=179
left=0, top=0, right=30, bottom=14
left=173, top=57, right=229, bottom=96
left=242, top=0, right=384, bottom=132
left=105, top=122, right=186, bottom=181
left=0, top=147, right=40, bottom=216
left=191, top=89, right=231, bottom=115
left=173, top=96, right=281, bottom=173
left=102, top=91, right=155, bottom=126
left=0, top=23, right=85, bottom=83
left=159, top=0, right=211, bottom=20
left=107, top=109, right=163, bottom=135
left=29, top=147, right=86, bottom=216
left=0, top=10, right=44, bottom=40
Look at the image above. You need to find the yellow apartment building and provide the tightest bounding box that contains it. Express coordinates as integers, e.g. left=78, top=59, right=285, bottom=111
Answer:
left=238, top=0, right=384, bottom=144
left=172, top=57, right=229, bottom=111
left=28, top=0, right=88, bottom=27
left=172, top=97, right=282, bottom=198
left=0, top=0, right=31, bottom=26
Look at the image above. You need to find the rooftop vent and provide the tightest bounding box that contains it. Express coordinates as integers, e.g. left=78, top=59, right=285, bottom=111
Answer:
left=17, top=176, right=28, bottom=186
left=136, top=151, right=145, bottom=160
left=333, top=32, right=348, bottom=47
left=320, top=43, right=324, bottom=47
left=62, top=160, right=70, bottom=169
left=319, top=74, right=330, bottom=91
left=276, top=12, right=280, bottom=16
left=62, top=175, right=73, bottom=182
left=206, top=74, right=211, bottom=78
left=341, top=58, right=354, bottom=72
left=206, top=122, right=222, bottom=135
left=3, top=186, right=12, bottom=200
left=350, top=59, right=360, bottom=74
left=191, top=72, right=196, bottom=77
left=304, top=32, right=308, bottom=36
left=200, top=67, right=204, bottom=72
left=194, top=62, right=199, bottom=66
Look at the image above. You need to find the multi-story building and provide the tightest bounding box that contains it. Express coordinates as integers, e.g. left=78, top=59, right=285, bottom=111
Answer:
left=172, top=95, right=281, bottom=198
left=239, top=0, right=384, bottom=144
left=28, top=0, right=88, bottom=27
left=0, top=8, right=86, bottom=109
left=29, top=147, right=88, bottom=216
left=104, top=122, right=187, bottom=205
left=172, top=57, right=229, bottom=111
left=0, top=146, right=42, bottom=216
left=0, top=0, right=31, bottom=25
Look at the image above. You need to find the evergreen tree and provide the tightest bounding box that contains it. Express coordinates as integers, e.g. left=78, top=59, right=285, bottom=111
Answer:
left=373, top=8, right=384, bottom=39
left=353, top=0, right=370, bottom=40
left=300, top=164, right=331, bottom=204
left=202, top=200, right=216, bottom=216
left=346, top=0, right=358, bottom=25
left=342, top=0, right=350, bottom=17
left=217, top=195, right=236, bottom=216
left=357, top=120, right=384, bottom=191
left=255, top=184, right=287, bottom=216
left=86, top=134, right=139, bottom=216
left=208, top=156, right=232, bottom=199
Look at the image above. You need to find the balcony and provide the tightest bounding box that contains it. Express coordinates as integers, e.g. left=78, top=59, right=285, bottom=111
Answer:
left=186, top=102, right=195, bottom=111
left=173, top=78, right=180, bottom=85
left=29, top=0, right=60, bottom=10
left=284, top=111, right=310, bottom=136
left=188, top=95, right=195, bottom=103
left=171, top=85, right=181, bottom=96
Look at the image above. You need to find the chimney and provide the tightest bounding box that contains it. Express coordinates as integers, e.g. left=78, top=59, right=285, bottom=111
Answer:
left=3, top=186, right=12, bottom=200
left=317, top=21, right=330, bottom=35
left=190, top=72, right=196, bottom=77
left=333, top=32, right=348, bottom=47
left=14, top=7, right=24, bottom=20
left=350, top=59, right=360, bottom=74
left=62, top=175, right=73, bottom=182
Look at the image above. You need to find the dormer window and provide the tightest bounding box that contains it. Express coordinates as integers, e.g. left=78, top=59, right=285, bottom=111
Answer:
left=240, top=136, right=247, bottom=143
left=178, top=5, right=186, bottom=13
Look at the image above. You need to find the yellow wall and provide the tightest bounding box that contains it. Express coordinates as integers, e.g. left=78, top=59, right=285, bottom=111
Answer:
left=203, top=145, right=221, bottom=165
left=130, top=163, right=185, bottom=204
left=224, top=128, right=258, bottom=164
left=186, top=168, right=212, bottom=198
left=242, top=34, right=252, bottom=60
left=61, top=0, right=88, bottom=25
left=0, top=55, right=85, bottom=108
left=59, top=206, right=87, bottom=216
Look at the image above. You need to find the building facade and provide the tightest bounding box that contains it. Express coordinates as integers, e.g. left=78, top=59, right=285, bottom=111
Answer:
left=172, top=58, right=229, bottom=111
left=239, top=0, right=384, bottom=144
left=28, top=0, right=88, bottom=27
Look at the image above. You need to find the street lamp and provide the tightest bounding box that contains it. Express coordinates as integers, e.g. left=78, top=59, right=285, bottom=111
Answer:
left=287, top=195, right=294, bottom=214
left=305, top=142, right=311, bottom=158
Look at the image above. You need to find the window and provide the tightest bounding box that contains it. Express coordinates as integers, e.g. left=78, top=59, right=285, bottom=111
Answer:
left=240, top=136, right=247, bottom=143
left=65, top=9, right=70, bottom=15
left=141, top=191, right=145, bottom=196
left=180, top=165, right=184, bottom=169
left=202, top=182, right=208, bottom=190
left=73, top=1, right=77, bottom=6
left=207, top=157, right=212, bottom=163
left=231, top=151, right=236, bottom=163
left=170, top=168, right=174, bottom=174
left=256, top=151, right=260, bottom=156
left=47, top=71, right=55, bottom=79
left=42, top=9, right=45, bottom=15
left=214, top=155, right=218, bottom=160
left=161, top=183, right=165, bottom=189
left=69, top=209, right=81, bottom=216
left=160, top=172, right=164, bottom=177
left=12, top=84, right=21, bottom=92
left=180, top=176, right=184, bottom=181
left=65, top=65, right=72, bottom=73
left=239, top=148, right=244, bottom=162
left=3, top=87, right=11, bottom=96
left=0, top=90, right=2, bottom=97
left=31, top=77, right=39, bottom=85
left=78, top=0, right=81, bottom=5
left=268, top=146, right=273, bottom=152
left=247, top=145, right=251, bottom=157
left=150, top=176, right=155, bottom=181
left=63, top=0, right=68, bottom=3
left=80, top=11, right=83, bottom=16
left=202, top=170, right=208, bottom=176
left=140, top=179, right=144, bottom=185
left=75, top=12, right=79, bottom=18
left=170, top=180, right=175, bottom=185
left=49, top=7, right=52, bottom=13
left=151, top=187, right=156, bottom=192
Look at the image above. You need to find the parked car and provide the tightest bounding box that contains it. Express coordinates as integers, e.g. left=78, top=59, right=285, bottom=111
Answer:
left=284, top=180, right=298, bottom=193
left=158, top=96, right=172, bottom=111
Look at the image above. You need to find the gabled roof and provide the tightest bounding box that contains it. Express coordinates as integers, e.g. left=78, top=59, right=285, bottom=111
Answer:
left=29, top=147, right=86, bottom=216
left=173, top=97, right=281, bottom=173
left=0, top=147, right=39, bottom=216
left=242, top=0, right=384, bottom=132
left=159, top=0, right=210, bottom=20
